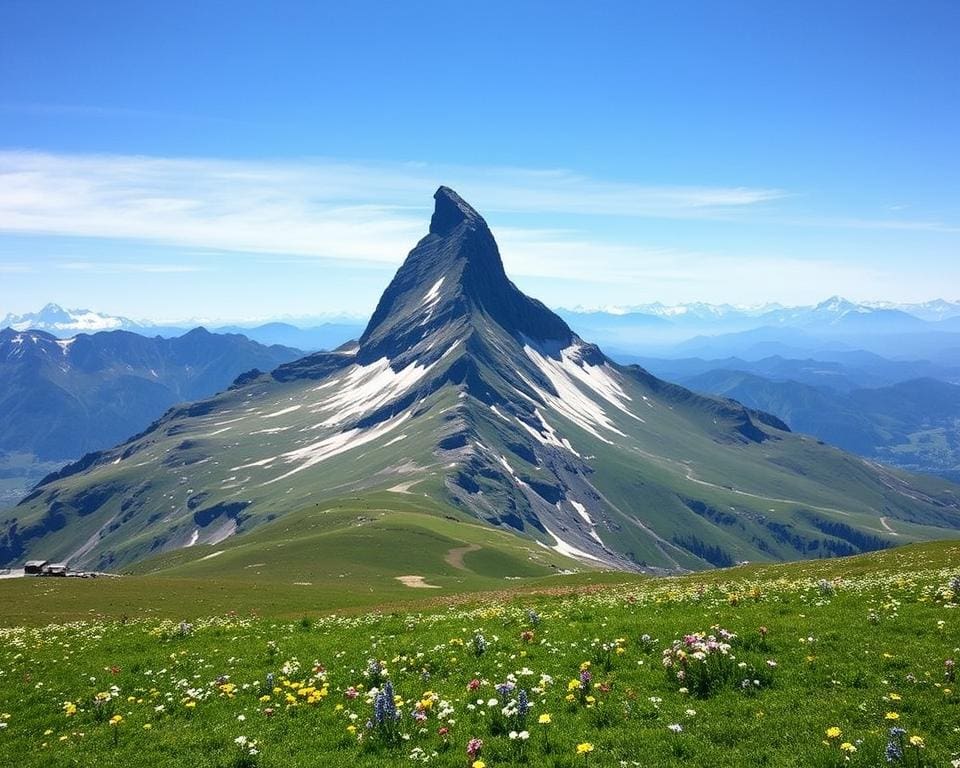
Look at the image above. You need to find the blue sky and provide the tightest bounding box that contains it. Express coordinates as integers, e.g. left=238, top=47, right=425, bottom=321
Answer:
left=1, top=1, right=958, bottom=322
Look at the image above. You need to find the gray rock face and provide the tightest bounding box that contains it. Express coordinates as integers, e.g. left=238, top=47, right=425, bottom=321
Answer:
left=358, top=186, right=572, bottom=367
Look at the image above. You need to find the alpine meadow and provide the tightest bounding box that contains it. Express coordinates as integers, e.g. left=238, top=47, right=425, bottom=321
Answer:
left=1, top=4, right=959, bottom=768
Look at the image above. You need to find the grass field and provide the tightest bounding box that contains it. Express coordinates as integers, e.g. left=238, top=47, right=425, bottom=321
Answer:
left=0, top=541, right=957, bottom=767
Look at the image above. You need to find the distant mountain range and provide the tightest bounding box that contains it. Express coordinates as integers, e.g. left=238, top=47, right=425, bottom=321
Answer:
left=4, top=187, right=958, bottom=575
left=1, top=304, right=364, bottom=352
left=2, top=304, right=149, bottom=335
left=675, top=371, right=960, bottom=483
left=0, top=327, right=302, bottom=505
left=559, top=297, right=960, bottom=357
left=8, top=295, right=960, bottom=359
left=629, top=353, right=960, bottom=481
left=564, top=297, right=960, bottom=323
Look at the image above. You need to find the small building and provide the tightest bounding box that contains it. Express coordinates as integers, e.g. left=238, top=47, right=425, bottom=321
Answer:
left=41, top=562, right=68, bottom=577
left=24, top=560, right=48, bottom=575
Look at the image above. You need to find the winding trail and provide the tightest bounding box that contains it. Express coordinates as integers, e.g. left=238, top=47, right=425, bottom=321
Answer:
left=444, top=543, right=481, bottom=571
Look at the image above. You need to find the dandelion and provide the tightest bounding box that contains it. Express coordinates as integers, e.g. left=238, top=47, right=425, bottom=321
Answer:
left=538, top=713, right=552, bottom=724
left=109, top=714, right=122, bottom=745
left=840, top=742, right=856, bottom=754
left=885, top=712, right=900, bottom=721
left=577, top=741, right=595, bottom=754
left=826, top=726, right=842, bottom=739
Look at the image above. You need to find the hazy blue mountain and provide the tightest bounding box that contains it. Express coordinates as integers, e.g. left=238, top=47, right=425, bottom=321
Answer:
left=621, top=353, right=960, bottom=393
left=212, top=321, right=366, bottom=351
left=4, top=187, right=959, bottom=574
left=0, top=327, right=303, bottom=504
left=679, top=370, right=960, bottom=482
left=562, top=298, right=960, bottom=358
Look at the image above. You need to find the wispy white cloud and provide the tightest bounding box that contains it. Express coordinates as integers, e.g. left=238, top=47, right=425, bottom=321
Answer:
left=56, top=261, right=211, bottom=274
left=0, top=150, right=786, bottom=269
left=0, top=150, right=955, bottom=313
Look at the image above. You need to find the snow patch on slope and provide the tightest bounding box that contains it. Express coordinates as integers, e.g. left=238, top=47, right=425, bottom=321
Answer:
left=525, top=342, right=642, bottom=426
left=261, top=405, right=302, bottom=418
left=516, top=409, right=582, bottom=457
left=315, top=342, right=459, bottom=427
left=539, top=523, right=604, bottom=563
left=420, top=277, right=445, bottom=308
left=264, top=411, right=412, bottom=484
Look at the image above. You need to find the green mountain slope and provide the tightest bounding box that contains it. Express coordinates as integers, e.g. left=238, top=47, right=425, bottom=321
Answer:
left=681, top=370, right=960, bottom=481
left=0, top=327, right=303, bottom=504
left=3, top=187, right=959, bottom=575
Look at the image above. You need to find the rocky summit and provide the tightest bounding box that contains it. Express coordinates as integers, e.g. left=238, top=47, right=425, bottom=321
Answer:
left=3, top=188, right=959, bottom=573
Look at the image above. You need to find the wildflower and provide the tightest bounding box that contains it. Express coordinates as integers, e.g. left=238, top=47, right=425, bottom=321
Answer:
left=472, top=762, right=486, bottom=768
left=908, top=735, right=924, bottom=748
left=576, top=742, right=595, bottom=753
left=472, top=632, right=487, bottom=656
left=467, top=737, right=484, bottom=760
left=518, top=688, right=530, bottom=717
left=538, top=713, right=552, bottom=724
left=668, top=723, right=683, bottom=733
left=886, top=727, right=906, bottom=762
left=826, top=726, right=842, bottom=739
left=109, top=715, right=123, bottom=726
left=840, top=742, right=856, bottom=754
left=885, top=712, right=900, bottom=720
left=495, top=681, right=515, bottom=697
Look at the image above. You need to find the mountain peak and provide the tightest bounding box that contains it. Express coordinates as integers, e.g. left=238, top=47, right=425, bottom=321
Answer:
left=358, top=188, right=572, bottom=364
left=429, top=186, right=483, bottom=236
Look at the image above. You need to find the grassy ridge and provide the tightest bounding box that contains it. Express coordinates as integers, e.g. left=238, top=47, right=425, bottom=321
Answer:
left=0, top=542, right=957, bottom=767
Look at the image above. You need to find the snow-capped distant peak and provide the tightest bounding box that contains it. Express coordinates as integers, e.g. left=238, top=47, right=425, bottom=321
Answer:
left=1, top=304, right=141, bottom=337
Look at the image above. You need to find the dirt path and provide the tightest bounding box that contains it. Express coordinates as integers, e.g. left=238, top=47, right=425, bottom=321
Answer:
left=388, top=480, right=421, bottom=494
left=395, top=575, right=441, bottom=589
left=444, top=543, right=482, bottom=571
